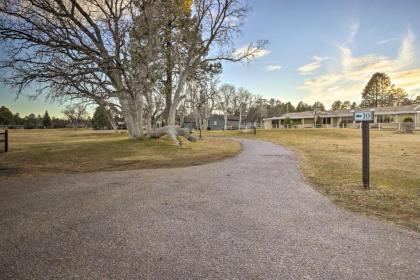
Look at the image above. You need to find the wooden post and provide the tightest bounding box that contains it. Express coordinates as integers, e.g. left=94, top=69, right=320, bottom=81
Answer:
left=362, top=122, right=369, bottom=189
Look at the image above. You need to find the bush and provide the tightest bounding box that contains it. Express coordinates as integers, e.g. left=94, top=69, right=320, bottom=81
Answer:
left=283, top=117, right=292, bottom=128
left=403, top=117, right=413, bottom=123
left=400, top=122, right=414, bottom=133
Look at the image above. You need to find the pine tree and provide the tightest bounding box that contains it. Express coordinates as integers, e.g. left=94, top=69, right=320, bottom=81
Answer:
left=92, top=106, right=112, bottom=130
left=42, top=111, right=52, bottom=128
left=330, top=100, right=342, bottom=110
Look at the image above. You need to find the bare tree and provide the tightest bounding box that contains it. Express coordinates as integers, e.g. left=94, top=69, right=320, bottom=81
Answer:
left=148, top=0, right=267, bottom=142
left=144, top=90, right=164, bottom=137
left=236, top=87, right=254, bottom=129
left=62, top=104, right=88, bottom=129
left=0, top=0, right=164, bottom=139
left=163, top=0, right=267, bottom=128
left=0, top=0, right=266, bottom=143
left=186, top=73, right=218, bottom=131
left=217, top=84, right=235, bottom=130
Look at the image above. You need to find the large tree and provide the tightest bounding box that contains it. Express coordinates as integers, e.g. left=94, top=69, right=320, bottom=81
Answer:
left=162, top=0, right=266, bottom=130
left=361, top=72, right=407, bottom=107
left=362, top=73, right=391, bottom=107
left=0, top=0, right=146, bottom=138
left=0, top=0, right=265, bottom=141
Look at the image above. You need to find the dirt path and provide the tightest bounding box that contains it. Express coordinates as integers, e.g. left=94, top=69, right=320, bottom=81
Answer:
left=0, top=139, right=419, bottom=279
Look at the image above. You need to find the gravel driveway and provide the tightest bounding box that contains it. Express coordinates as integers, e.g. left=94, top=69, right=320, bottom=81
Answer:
left=0, top=139, right=419, bottom=279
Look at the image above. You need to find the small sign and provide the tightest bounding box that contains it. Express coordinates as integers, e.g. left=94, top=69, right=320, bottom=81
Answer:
left=354, top=111, right=374, bottom=122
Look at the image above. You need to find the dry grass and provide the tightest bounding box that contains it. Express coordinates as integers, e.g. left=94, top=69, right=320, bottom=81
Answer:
left=202, top=129, right=420, bottom=231
left=0, top=129, right=240, bottom=175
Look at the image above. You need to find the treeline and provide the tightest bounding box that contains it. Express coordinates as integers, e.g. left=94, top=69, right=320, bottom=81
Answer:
left=0, top=105, right=91, bottom=128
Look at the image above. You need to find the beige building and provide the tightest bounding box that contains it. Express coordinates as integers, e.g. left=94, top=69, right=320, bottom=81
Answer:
left=264, top=111, right=316, bottom=129
left=264, top=105, right=420, bottom=129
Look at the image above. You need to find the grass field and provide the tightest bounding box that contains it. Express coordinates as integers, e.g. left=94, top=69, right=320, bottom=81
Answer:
left=0, top=129, right=240, bottom=175
left=201, top=128, right=420, bottom=231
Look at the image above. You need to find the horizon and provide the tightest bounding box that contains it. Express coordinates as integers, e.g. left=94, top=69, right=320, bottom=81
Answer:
left=1, top=0, right=420, bottom=117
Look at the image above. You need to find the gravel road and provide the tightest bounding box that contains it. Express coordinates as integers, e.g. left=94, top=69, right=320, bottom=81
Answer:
left=0, top=139, right=419, bottom=279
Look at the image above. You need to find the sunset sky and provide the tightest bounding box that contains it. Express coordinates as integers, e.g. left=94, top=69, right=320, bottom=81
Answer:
left=222, top=0, right=420, bottom=105
left=1, top=0, right=420, bottom=116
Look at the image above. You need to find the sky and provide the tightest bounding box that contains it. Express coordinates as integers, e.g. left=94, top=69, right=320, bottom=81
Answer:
left=221, top=0, right=420, bottom=106
left=1, top=0, right=420, bottom=116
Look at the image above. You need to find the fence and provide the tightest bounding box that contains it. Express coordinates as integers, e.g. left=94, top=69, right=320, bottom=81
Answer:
left=0, top=129, right=8, bottom=153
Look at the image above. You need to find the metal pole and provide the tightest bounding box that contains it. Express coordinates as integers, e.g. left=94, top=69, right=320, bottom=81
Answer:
left=362, top=122, right=369, bottom=189
left=4, top=129, right=8, bottom=152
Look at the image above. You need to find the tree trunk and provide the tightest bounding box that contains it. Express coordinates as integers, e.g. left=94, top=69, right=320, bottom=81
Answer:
left=163, top=24, right=173, bottom=124
left=121, top=96, right=144, bottom=139
left=149, top=126, right=196, bottom=144
left=163, top=87, right=172, bottom=124
left=239, top=109, right=242, bottom=130
left=105, top=111, right=117, bottom=131
left=168, top=73, right=187, bottom=126
left=146, top=114, right=152, bottom=138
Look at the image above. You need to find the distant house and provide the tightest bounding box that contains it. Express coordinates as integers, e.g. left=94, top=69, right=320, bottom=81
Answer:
left=181, top=120, right=197, bottom=130
left=318, top=109, right=354, bottom=128
left=264, top=111, right=316, bottom=129
left=117, top=121, right=126, bottom=130
left=264, top=105, right=420, bottom=129
left=207, top=115, right=240, bottom=130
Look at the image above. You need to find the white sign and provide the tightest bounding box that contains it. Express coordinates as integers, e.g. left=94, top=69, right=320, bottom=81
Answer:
left=354, top=111, right=374, bottom=122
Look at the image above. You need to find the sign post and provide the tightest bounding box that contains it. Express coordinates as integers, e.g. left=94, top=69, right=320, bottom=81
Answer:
left=354, top=111, right=374, bottom=189
left=0, top=129, right=8, bottom=153
left=362, top=122, right=369, bottom=189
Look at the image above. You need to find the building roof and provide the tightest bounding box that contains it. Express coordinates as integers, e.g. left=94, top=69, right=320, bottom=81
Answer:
left=318, top=109, right=353, bottom=118
left=281, top=111, right=316, bottom=119
left=264, top=105, right=420, bottom=121
left=264, top=111, right=315, bottom=120
left=365, top=104, right=420, bottom=114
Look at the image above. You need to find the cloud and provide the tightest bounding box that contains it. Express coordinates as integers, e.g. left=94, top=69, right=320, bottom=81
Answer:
left=232, top=45, right=271, bottom=60
left=264, top=64, right=282, bottom=71
left=298, top=56, right=329, bottom=75
left=377, top=37, right=399, bottom=45
left=299, top=29, right=420, bottom=106
left=347, top=21, right=360, bottom=44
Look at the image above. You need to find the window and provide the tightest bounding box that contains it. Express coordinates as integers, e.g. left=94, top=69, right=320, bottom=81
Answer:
left=213, top=120, right=217, bottom=125
left=322, top=117, right=331, bottom=124
left=341, top=116, right=353, bottom=123
left=377, top=115, right=396, bottom=123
